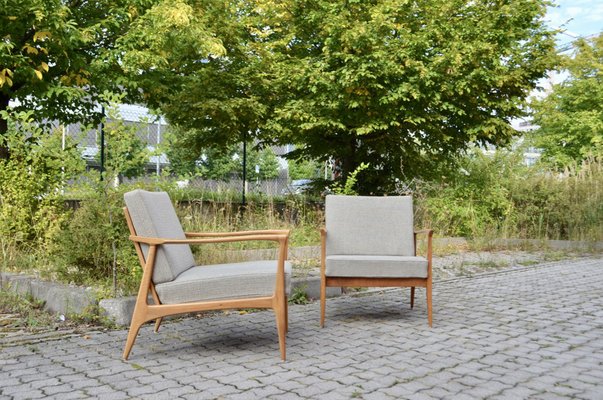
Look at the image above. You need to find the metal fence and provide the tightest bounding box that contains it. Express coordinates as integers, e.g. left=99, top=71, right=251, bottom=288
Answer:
left=45, top=104, right=292, bottom=196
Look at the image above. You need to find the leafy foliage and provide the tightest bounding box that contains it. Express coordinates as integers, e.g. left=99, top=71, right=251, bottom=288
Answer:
left=415, top=147, right=603, bottom=241
left=261, top=0, right=557, bottom=193
left=288, top=158, right=323, bottom=181
left=109, top=0, right=556, bottom=194
left=163, top=129, right=281, bottom=181
left=0, top=0, right=158, bottom=158
left=530, top=33, right=603, bottom=167
left=0, top=110, right=85, bottom=248
left=116, top=1, right=266, bottom=151
left=53, top=182, right=140, bottom=294
left=417, top=149, right=518, bottom=237
left=330, top=163, right=370, bottom=196
left=99, top=93, right=150, bottom=183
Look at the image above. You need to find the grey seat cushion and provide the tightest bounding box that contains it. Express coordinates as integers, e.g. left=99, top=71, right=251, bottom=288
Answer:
left=155, top=261, right=292, bottom=304
left=325, top=255, right=428, bottom=278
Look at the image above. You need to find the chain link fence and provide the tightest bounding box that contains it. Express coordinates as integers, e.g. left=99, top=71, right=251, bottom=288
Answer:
left=45, top=104, right=292, bottom=197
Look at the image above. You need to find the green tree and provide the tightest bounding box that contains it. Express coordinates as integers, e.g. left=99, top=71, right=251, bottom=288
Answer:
left=245, top=146, right=281, bottom=180
left=115, top=1, right=259, bottom=150
left=263, top=0, right=557, bottom=194
left=0, top=0, right=159, bottom=160
left=288, top=158, right=322, bottom=181
left=113, top=0, right=556, bottom=194
left=99, top=95, right=150, bottom=184
left=162, top=126, right=200, bottom=177
left=530, top=34, right=603, bottom=167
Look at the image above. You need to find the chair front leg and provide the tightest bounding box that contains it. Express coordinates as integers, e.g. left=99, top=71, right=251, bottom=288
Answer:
left=320, top=228, right=327, bottom=328
left=123, top=244, right=157, bottom=360
left=274, top=301, right=287, bottom=361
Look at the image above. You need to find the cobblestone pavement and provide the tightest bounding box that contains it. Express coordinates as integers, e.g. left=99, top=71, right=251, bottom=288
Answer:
left=1, top=257, right=602, bottom=400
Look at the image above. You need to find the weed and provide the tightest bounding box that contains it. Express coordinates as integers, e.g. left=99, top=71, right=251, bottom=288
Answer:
left=68, top=304, right=117, bottom=329
left=517, top=260, right=540, bottom=266
left=0, top=290, right=55, bottom=331
left=289, top=285, right=310, bottom=305
left=472, top=260, right=509, bottom=269
left=544, top=251, right=567, bottom=262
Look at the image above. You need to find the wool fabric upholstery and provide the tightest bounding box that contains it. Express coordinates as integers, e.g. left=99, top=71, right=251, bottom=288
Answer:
left=124, top=190, right=196, bottom=284
left=325, top=255, right=428, bottom=278
left=155, top=261, right=292, bottom=304
left=325, top=195, right=415, bottom=257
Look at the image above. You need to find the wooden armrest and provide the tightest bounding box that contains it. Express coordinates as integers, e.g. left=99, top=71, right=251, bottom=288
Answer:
left=413, top=229, right=433, bottom=266
left=186, top=229, right=290, bottom=238
left=129, top=232, right=290, bottom=246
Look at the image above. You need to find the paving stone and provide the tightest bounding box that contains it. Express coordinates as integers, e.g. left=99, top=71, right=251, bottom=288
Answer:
left=0, top=258, right=601, bottom=399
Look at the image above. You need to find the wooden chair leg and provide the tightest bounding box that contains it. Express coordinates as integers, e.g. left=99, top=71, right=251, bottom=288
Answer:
left=285, top=298, right=289, bottom=334
left=274, top=302, right=287, bottom=361
left=410, top=287, right=415, bottom=309
left=426, top=282, right=433, bottom=327
left=150, top=286, right=162, bottom=332
left=320, top=278, right=326, bottom=328
left=154, top=318, right=162, bottom=333
left=123, top=318, right=143, bottom=360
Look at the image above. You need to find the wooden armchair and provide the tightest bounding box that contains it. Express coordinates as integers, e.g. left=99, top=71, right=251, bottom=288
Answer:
left=320, top=195, right=433, bottom=327
left=123, top=189, right=290, bottom=360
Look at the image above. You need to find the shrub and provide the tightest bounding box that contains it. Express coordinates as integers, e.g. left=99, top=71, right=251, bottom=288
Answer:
left=0, top=111, right=85, bottom=273
left=415, top=148, right=603, bottom=242
left=52, top=183, right=141, bottom=295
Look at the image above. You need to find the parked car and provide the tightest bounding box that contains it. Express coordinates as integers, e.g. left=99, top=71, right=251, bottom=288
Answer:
left=282, top=179, right=313, bottom=195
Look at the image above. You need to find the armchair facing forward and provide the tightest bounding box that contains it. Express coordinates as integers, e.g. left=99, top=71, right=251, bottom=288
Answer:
left=123, top=189, right=291, bottom=360
left=320, top=195, right=433, bottom=327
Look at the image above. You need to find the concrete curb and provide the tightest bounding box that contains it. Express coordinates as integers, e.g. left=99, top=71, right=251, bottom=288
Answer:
left=2, top=238, right=600, bottom=326
left=0, top=272, right=98, bottom=316
left=0, top=270, right=341, bottom=327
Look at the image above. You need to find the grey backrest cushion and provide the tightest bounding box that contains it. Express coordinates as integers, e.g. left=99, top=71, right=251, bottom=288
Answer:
left=325, top=195, right=415, bottom=256
left=124, top=190, right=196, bottom=284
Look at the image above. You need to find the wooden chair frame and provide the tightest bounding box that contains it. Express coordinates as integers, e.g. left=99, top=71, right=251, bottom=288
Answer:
left=123, top=207, right=290, bottom=361
left=320, top=228, right=433, bottom=327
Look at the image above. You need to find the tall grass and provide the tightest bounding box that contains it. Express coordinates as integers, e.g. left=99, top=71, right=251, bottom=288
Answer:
left=2, top=152, right=601, bottom=296
left=415, top=153, right=603, bottom=243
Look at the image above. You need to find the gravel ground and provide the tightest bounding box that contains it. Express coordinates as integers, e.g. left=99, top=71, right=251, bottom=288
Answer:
left=431, top=249, right=578, bottom=280
left=293, top=248, right=594, bottom=280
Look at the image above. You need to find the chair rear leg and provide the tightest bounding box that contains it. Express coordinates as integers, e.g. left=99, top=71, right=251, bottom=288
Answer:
left=154, top=318, right=163, bottom=333
left=274, top=303, right=287, bottom=361
left=150, top=286, right=163, bottom=332
left=426, top=282, right=433, bottom=327
left=285, top=298, right=289, bottom=334
left=410, top=287, right=415, bottom=309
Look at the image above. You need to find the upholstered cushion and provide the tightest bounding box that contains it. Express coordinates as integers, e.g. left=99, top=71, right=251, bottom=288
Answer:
left=124, top=190, right=196, bottom=284
left=325, top=255, right=428, bottom=278
left=325, top=195, right=415, bottom=256
left=155, top=261, right=292, bottom=304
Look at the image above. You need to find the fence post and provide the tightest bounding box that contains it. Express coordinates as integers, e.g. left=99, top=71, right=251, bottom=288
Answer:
left=99, top=106, right=105, bottom=182
left=156, top=117, right=161, bottom=176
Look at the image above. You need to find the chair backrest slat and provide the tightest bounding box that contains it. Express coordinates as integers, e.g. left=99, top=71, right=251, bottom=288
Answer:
left=124, top=190, right=196, bottom=283
left=325, top=195, right=415, bottom=256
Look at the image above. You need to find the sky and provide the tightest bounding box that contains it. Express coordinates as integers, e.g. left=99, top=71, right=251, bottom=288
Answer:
left=546, top=0, right=603, bottom=47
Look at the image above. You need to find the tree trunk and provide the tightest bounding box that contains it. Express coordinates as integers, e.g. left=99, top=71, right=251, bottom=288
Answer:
left=0, top=94, right=10, bottom=160
left=339, top=138, right=358, bottom=188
